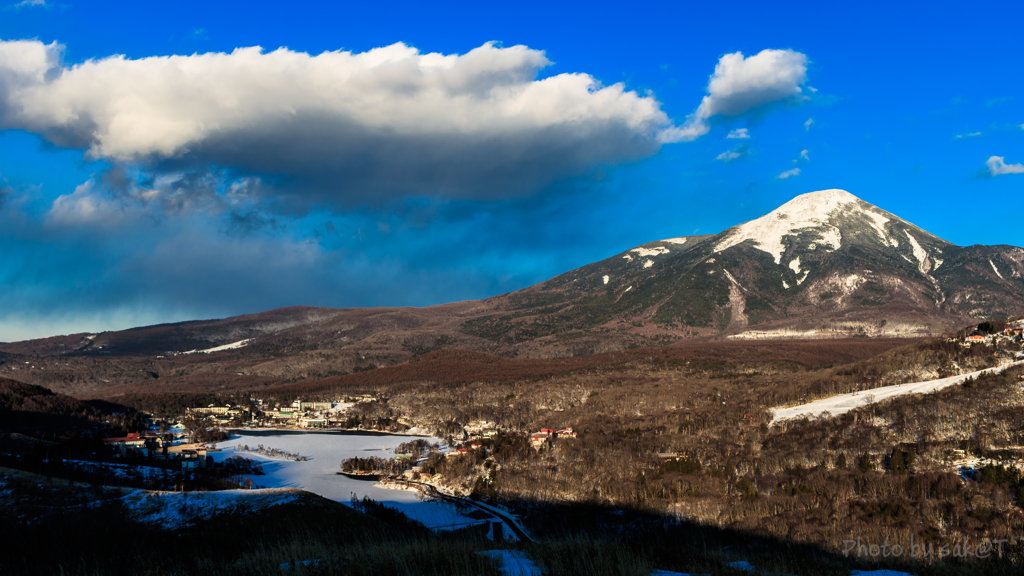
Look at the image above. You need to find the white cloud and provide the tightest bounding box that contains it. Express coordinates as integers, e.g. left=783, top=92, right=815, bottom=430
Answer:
left=726, top=128, right=750, bottom=139
left=46, top=181, right=135, bottom=229
left=661, top=49, right=808, bottom=142
left=9, top=0, right=46, bottom=8
left=716, top=144, right=749, bottom=162
left=777, top=168, right=801, bottom=179
left=955, top=131, right=981, bottom=139
left=799, top=149, right=809, bottom=160
left=986, top=156, right=1024, bottom=176
left=44, top=167, right=257, bottom=230
left=1019, top=124, right=1023, bottom=130
left=0, top=39, right=681, bottom=205
left=804, top=118, right=814, bottom=131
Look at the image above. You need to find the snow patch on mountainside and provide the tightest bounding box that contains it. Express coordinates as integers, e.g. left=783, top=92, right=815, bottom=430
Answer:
left=722, top=269, right=744, bottom=290
left=663, top=237, right=688, bottom=245
left=602, top=275, right=609, bottom=285
left=182, top=339, right=252, bottom=355
left=631, top=246, right=670, bottom=257
left=862, top=210, right=892, bottom=245
left=990, top=260, right=1004, bottom=279
left=714, top=189, right=860, bottom=264
left=905, top=231, right=930, bottom=274
left=644, top=259, right=654, bottom=269
left=789, top=257, right=810, bottom=284
left=817, top=227, right=843, bottom=252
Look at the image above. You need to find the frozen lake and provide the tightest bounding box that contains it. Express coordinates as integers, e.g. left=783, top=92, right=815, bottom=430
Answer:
left=213, top=430, right=473, bottom=529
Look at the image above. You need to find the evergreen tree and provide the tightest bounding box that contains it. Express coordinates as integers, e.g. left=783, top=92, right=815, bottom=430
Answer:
left=858, top=452, right=874, bottom=472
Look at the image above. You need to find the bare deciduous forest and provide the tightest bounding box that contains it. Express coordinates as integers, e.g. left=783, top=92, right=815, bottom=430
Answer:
left=252, top=337, right=1024, bottom=559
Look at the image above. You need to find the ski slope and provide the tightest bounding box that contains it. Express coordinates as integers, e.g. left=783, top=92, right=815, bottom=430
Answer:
left=771, top=361, right=1024, bottom=425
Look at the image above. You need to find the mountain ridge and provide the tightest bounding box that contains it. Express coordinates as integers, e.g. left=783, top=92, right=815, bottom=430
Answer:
left=3, top=189, right=1022, bottom=366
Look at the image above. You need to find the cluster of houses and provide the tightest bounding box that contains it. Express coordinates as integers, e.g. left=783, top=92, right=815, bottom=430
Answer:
left=187, top=404, right=251, bottom=425
left=957, top=321, right=1024, bottom=350
left=464, top=420, right=500, bottom=440
left=185, top=395, right=376, bottom=429
left=529, top=427, right=577, bottom=447
left=101, top=432, right=217, bottom=471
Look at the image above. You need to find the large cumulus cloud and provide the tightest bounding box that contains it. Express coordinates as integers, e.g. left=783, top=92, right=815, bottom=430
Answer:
left=0, top=39, right=679, bottom=207
left=662, top=49, right=809, bottom=143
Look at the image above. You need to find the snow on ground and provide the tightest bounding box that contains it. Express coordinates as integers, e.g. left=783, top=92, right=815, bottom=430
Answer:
left=905, top=231, right=930, bottom=274
left=772, top=361, right=1024, bottom=424
left=729, top=329, right=827, bottom=340
left=182, top=339, right=252, bottom=354
left=213, top=432, right=473, bottom=529
left=328, top=402, right=354, bottom=414
left=990, top=259, right=1004, bottom=279
left=861, top=209, right=892, bottom=245
left=663, top=237, right=688, bottom=245
left=602, top=275, right=609, bottom=285
left=631, top=246, right=670, bottom=257
left=62, top=460, right=175, bottom=480
left=120, top=487, right=300, bottom=529
left=722, top=269, right=743, bottom=289
left=478, top=550, right=543, bottom=576
left=714, top=189, right=860, bottom=264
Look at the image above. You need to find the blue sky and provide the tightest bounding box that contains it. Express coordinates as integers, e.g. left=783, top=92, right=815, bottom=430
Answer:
left=0, top=0, right=1021, bottom=341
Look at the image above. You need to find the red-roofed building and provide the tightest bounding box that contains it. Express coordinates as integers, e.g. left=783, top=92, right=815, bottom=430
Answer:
left=103, top=432, right=148, bottom=456
left=556, top=427, right=577, bottom=439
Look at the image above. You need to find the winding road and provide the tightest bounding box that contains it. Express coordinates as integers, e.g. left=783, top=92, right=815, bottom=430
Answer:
left=387, top=479, right=534, bottom=542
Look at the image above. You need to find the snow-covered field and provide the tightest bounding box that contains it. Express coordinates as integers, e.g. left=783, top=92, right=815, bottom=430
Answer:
left=182, top=339, right=251, bottom=354
left=63, top=459, right=175, bottom=480
left=120, top=487, right=301, bottom=529
left=772, top=360, right=1024, bottom=424
left=213, top=431, right=473, bottom=529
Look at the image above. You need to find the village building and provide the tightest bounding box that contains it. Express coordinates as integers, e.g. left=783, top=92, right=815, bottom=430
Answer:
left=102, top=432, right=149, bottom=456
left=188, top=404, right=232, bottom=415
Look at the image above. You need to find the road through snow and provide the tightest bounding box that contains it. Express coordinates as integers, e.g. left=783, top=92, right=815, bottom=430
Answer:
left=771, top=361, right=1024, bottom=425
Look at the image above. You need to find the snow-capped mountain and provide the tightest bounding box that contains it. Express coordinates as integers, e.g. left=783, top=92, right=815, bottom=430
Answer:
left=466, top=189, right=1024, bottom=347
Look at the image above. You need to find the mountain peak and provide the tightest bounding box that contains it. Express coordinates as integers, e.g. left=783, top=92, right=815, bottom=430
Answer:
left=713, top=189, right=897, bottom=264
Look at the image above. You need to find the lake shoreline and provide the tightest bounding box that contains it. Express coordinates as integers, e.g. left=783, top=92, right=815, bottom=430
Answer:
left=228, top=428, right=433, bottom=438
